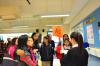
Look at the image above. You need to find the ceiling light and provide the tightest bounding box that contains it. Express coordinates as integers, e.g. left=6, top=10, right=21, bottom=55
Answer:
left=12, top=26, right=29, bottom=28
left=1, top=15, right=16, bottom=20
left=46, top=25, right=63, bottom=26
left=41, top=14, right=70, bottom=18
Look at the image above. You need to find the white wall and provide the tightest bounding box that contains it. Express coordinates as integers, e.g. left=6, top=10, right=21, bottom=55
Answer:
left=63, top=24, right=70, bottom=34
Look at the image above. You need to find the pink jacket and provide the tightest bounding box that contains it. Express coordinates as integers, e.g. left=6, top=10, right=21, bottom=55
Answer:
left=8, top=45, right=16, bottom=59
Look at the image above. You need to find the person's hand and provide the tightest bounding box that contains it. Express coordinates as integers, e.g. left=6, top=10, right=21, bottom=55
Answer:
left=33, top=49, right=38, bottom=53
left=60, top=50, right=64, bottom=54
left=16, top=49, right=25, bottom=56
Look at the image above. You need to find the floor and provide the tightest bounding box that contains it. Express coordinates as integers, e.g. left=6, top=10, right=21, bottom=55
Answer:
left=0, top=55, right=100, bottom=66
left=88, top=55, right=100, bottom=66
left=39, top=55, right=100, bottom=66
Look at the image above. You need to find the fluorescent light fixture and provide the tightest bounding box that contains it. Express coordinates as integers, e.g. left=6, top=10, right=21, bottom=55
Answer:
left=46, top=25, right=63, bottom=26
left=12, top=26, right=29, bottom=28
left=41, top=14, right=70, bottom=18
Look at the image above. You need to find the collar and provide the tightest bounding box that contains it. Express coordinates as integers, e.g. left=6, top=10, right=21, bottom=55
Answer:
left=72, top=44, right=78, bottom=48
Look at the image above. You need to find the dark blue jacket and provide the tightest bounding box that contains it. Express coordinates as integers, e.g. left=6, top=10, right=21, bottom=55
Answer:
left=40, top=43, right=53, bottom=61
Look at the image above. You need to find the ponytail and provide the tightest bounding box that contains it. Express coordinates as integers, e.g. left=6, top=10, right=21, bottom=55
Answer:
left=70, top=32, right=84, bottom=54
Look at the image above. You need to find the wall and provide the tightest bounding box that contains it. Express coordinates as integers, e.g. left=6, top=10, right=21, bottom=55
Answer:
left=70, top=0, right=100, bottom=29
left=72, top=7, right=100, bottom=48
left=63, top=24, right=70, bottom=34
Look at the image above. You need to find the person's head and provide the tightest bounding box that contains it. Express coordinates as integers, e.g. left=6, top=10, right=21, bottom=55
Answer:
left=27, top=37, right=33, bottom=48
left=47, top=34, right=52, bottom=41
left=31, top=32, right=39, bottom=41
left=7, top=38, right=11, bottom=41
left=70, top=32, right=83, bottom=48
left=0, top=40, right=4, bottom=43
left=18, top=35, right=28, bottom=48
left=11, top=37, right=18, bottom=45
left=43, top=36, right=49, bottom=45
left=63, top=39, right=70, bottom=46
left=63, top=34, right=69, bottom=40
left=0, top=40, right=4, bottom=46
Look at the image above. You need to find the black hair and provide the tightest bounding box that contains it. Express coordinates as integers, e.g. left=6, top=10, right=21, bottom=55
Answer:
left=44, top=36, right=49, bottom=40
left=70, top=32, right=83, bottom=48
left=0, top=40, right=4, bottom=50
left=63, top=39, right=72, bottom=48
left=43, top=36, right=49, bottom=45
left=70, top=32, right=85, bottom=56
left=31, top=32, right=37, bottom=41
left=63, top=34, right=69, bottom=40
left=11, top=37, right=18, bottom=45
left=63, top=38, right=69, bottom=42
left=17, top=35, right=28, bottom=49
left=0, top=40, right=4, bottom=42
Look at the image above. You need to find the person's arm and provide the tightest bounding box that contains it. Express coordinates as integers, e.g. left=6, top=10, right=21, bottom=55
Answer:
left=20, top=55, right=35, bottom=66
left=16, top=49, right=35, bottom=66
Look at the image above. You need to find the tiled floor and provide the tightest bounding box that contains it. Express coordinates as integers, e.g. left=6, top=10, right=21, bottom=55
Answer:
left=88, top=55, right=100, bottom=66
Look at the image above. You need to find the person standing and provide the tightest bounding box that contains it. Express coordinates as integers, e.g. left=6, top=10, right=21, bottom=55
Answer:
left=63, top=39, right=72, bottom=50
left=61, top=32, right=89, bottom=66
left=47, top=35, right=55, bottom=66
left=56, top=39, right=72, bottom=61
left=0, top=40, right=4, bottom=64
left=40, top=36, right=53, bottom=66
left=31, top=32, right=39, bottom=49
left=8, top=37, right=18, bottom=59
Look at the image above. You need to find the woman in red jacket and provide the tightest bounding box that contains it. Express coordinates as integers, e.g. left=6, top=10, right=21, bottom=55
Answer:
left=56, top=39, right=72, bottom=61
left=55, top=42, right=63, bottom=61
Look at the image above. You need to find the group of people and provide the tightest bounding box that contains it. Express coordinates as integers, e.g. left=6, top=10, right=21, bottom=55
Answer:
left=0, top=31, right=89, bottom=66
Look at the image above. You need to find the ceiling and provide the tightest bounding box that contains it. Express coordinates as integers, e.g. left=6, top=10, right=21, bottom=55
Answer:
left=0, top=0, right=89, bottom=33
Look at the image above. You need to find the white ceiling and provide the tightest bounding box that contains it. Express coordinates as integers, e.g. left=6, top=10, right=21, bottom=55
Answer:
left=0, top=0, right=89, bottom=33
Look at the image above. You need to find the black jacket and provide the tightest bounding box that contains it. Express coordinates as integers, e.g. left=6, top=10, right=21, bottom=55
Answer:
left=0, top=57, right=18, bottom=66
left=0, top=46, right=4, bottom=64
left=61, top=47, right=88, bottom=66
left=40, top=43, right=53, bottom=61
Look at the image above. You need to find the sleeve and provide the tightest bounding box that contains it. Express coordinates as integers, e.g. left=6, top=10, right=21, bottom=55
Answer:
left=56, top=46, right=61, bottom=54
left=20, top=54, right=35, bottom=66
left=40, top=45, right=43, bottom=57
left=52, top=41, right=55, bottom=48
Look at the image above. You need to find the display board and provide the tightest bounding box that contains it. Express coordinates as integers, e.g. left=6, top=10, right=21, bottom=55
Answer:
left=73, top=7, right=100, bottom=48
left=86, top=24, right=94, bottom=44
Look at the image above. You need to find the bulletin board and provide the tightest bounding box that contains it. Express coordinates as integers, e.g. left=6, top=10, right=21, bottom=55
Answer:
left=73, top=7, right=100, bottom=48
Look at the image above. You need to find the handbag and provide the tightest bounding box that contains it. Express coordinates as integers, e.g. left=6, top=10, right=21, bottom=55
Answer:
left=53, top=59, right=61, bottom=66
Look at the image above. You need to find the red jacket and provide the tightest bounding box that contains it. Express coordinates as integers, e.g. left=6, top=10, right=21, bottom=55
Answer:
left=56, top=45, right=63, bottom=60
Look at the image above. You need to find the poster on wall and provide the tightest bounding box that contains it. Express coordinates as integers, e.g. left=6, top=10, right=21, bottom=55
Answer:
left=73, top=23, right=84, bottom=40
left=99, top=30, right=100, bottom=40
left=98, top=21, right=100, bottom=40
left=87, top=24, right=94, bottom=44
left=78, top=23, right=84, bottom=38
